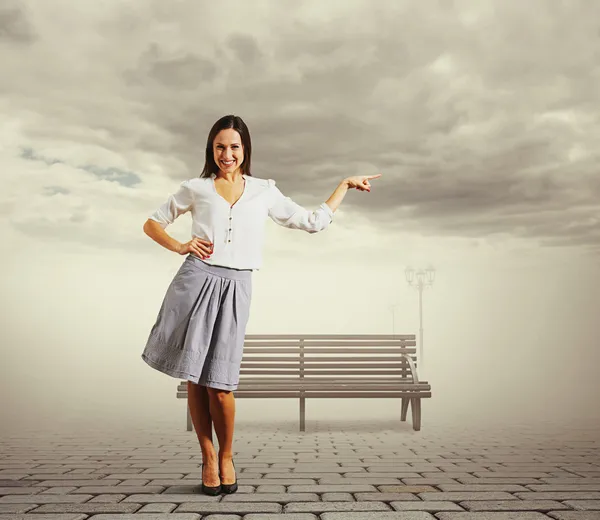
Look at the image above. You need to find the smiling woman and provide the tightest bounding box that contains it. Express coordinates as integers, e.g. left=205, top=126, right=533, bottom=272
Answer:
left=141, top=113, right=380, bottom=496
left=200, top=115, right=252, bottom=180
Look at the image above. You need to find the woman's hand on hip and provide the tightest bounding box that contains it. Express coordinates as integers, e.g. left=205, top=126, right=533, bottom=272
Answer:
left=177, top=237, right=214, bottom=259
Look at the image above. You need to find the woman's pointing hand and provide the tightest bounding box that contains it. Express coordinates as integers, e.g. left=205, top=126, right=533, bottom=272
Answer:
left=344, top=173, right=382, bottom=192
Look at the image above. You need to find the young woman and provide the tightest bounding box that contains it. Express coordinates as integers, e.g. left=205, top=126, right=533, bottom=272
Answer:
left=141, top=114, right=381, bottom=495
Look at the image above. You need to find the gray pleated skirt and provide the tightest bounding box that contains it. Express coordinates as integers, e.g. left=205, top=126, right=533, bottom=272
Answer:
left=141, top=253, right=252, bottom=391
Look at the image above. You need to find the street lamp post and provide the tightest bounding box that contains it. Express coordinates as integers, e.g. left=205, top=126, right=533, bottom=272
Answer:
left=404, top=266, right=436, bottom=370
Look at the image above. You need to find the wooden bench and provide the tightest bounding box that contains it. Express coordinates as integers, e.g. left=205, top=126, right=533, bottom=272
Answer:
left=176, top=334, right=431, bottom=431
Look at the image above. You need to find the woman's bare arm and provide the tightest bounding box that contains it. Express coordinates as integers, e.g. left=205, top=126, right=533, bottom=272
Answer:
left=143, top=219, right=182, bottom=253
left=324, top=179, right=350, bottom=213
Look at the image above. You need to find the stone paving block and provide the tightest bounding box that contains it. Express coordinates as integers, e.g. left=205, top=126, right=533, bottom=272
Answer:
left=29, top=502, right=142, bottom=514
left=243, top=514, right=318, bottom=520
left=90, top=513, right=202, bottom=520
left=203, top=515, right=242, bottom=520
left=318, top=477, right=411, bottom=484
left=0, top=487, right=46, bottom=495
left=0, top=495, right=93, bottom=504
left=320, top=512, right=437, bottom=519
left=459, top=499, right=571, bottom=511
left=402, top=478, right=463, bottom=485
left=137, top=502, right=178, bottom=513
left=547, top=512, right=600, bottom=519
left=284, top=501, right=392, bottom=513
left=457, top=478, right=542, bottom=484
left=175, top=502, right=282, bottom=514
left=118, top=479, right=152, bottom=486
left=255, top=485, right=286, bottom=493
left=0, top=474, right=32, bottom=481
left=364, top=468, right=426, bottom=474
left=122, top=474, right=188, bottom=480
left=563, top=501, right=600, bottom=511
left=100, top=471, right=168, bottom=478
left=438, top=485, right=530, bottom=492
left=379, top=486, right=439, bottom=493
left=389, top=500, right=465, bottom=511
left=161, top=484, right=225, bottom=494
left=0, top=481, right=39, bottom=488
left=33, top=480, right=122, bottom=487
left=419, top=492, right=518, bottom=501
left=88, top=494, right=128, bottom=502
left=471, top=472, right=556, bottom=478
left=516, top=492, right=600, bottom=500
left=0, top=505, right=37, bottom=514
left=221, top=493, right=319, bottom=503
left=436, top=513, right=551, bottom=519
left=528, top=485, right=600, bottom=491
left=69, top=486, right=167, bottom=494
left=122, top=494, right=220, bottom=503
left=354, top=492, right=420, bottom=501
left=541, top=479, right=600, bottom=485
left=322, top=492, right=354, bottom=501
left=25, top=474, right=112, bottom=480
left=238, top=478, right=318, bottom=485
left=38, top=487, right=78, bottom=494
left=0, top=513, right=89, bottom=520
left=148, top=478, right=236, bottom=487
left=287, top=484, right=377, bottom=492
left=420, top=473, right=474, bottom=480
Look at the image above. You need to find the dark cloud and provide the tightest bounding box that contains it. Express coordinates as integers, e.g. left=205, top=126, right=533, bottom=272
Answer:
left=0, top=2, right=35, bottom=44
left=125, top=43, right=219, bottom=88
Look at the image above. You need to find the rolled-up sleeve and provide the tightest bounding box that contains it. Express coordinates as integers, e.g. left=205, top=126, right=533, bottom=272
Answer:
left=148, top=180, right=194, bottom=229
left=267, top=179, right=334, bottom=233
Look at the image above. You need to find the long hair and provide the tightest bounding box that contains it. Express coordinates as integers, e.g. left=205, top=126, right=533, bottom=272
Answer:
left=200, top=115, right=252, bottom=178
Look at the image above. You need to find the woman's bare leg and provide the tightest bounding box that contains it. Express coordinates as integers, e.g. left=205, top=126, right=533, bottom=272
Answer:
left=206, top=388, right=236, bottom=484
left=187, top=381, right=219, bottom=486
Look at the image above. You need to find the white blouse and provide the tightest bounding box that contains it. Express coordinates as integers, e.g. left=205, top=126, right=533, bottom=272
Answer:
left=148, top=173, right=334, bottom=271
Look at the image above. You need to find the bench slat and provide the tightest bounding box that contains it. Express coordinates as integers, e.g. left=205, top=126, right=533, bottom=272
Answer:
left=241, top=356, right=415, bottom=362
left=241, top=362, right=414, bottom=368
left=242, top=348, right=416, bottom=354
left=178, top=391, right=432, bottom=398
left=244, top=334, right=415, bottom=340
left=232, top=377, right=429, bottom=382
left=178, top=379, right=431, bottom=391
left=239, top=369, right=414, bottom=375
left=177, top=379, right=429, bottom=388
left=243, top=341, right=416, bottom=348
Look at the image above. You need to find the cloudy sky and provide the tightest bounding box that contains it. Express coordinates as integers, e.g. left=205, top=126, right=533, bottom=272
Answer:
left=1, top=0, right=600, bottom=435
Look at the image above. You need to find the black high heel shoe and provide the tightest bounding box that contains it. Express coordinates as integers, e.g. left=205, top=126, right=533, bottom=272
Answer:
left=220, top=459, right=238, bottom=494
left=200, top=462, right=221, bottom=496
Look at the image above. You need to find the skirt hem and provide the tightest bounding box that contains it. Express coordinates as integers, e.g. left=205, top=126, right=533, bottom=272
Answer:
left=141, top=353, right=238, bottom=391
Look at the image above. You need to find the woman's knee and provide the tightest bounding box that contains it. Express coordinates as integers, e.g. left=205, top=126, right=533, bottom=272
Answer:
left=206, top=386, right=231, bottom=399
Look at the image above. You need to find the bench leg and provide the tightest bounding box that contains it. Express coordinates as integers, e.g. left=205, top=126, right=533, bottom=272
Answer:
left=186, top=398, right=193, bottom=431
left=299, top=396, right=305, bottom=432
left=400, top=397, right=409, bottom=421
left=411, top=398, right=421, bottom=431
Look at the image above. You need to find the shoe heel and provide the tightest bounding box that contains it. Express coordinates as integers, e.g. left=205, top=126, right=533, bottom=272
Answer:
left=220, top=459, right=238, bottom=494
left=201, top=462, right=221, bottom=496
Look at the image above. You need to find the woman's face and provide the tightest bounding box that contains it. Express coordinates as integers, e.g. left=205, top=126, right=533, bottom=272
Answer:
left=213, top=128, right=244, bottom=175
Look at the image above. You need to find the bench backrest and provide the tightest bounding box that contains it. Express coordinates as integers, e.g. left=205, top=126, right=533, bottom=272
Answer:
left=240, top=334, right=417, bottom=382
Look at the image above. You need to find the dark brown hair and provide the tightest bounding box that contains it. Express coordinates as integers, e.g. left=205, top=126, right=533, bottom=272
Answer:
left=200, top=115, right=252, bottom=178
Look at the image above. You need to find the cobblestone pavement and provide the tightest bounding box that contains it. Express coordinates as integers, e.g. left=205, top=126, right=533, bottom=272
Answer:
left=1, top=416, right=599, bottom=520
